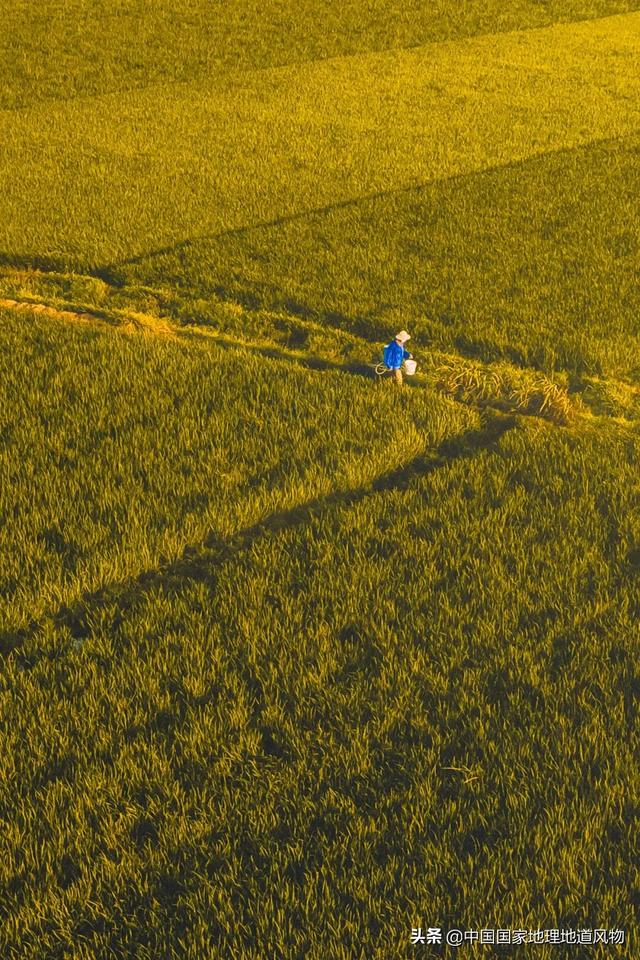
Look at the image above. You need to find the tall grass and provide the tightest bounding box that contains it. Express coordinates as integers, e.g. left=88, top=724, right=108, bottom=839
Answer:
left=2, top=15, right=640, bottom=267
left=2, top=414, right=638, bottom=958
left=0, top=268, right=582, bottom=427
left=3, top=1, right=638, bottom=109
left=118, top=133, right=640, bottom=382
left=0, top=308, right=473, bottom=633
left=2, top=2, right=639, bottom=954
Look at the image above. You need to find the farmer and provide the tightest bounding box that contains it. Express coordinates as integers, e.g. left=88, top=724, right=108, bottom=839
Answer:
left=383, top=330, right=413, bottom=385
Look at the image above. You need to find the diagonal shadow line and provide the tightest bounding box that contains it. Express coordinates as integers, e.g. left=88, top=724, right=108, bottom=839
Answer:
left=91, top=131, right=640, bottom=283
left=12, top=2, right=640, bottom=138
left=0, top=180, right=439, bottom=281
left=92, top=179, right=437, bottom=282
left=0, top=251, right=89, bottom=275
left=187, top=331, right=376, bottom=379
left=1, top=412, right=517, bottom=663
left=3, top=10, right=623, bottom=117
left=1, top=133, right=637, bottom=289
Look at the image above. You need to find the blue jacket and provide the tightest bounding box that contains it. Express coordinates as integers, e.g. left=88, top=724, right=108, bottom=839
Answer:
left=383, top=340, right=410, bottom=369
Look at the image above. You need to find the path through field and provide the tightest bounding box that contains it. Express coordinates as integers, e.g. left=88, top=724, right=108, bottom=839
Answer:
left=0, top=297, right=177, bottom=337
left=2, top=284, right=635, bottom=658
left=0, top=397, right=516, bottom=662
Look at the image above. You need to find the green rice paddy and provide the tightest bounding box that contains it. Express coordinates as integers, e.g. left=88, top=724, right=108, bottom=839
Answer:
left=2, top=2, right=640, bottom=957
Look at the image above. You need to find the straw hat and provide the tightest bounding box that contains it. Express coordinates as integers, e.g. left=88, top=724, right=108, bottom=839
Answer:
left=395, top=330, right=411, bottom=343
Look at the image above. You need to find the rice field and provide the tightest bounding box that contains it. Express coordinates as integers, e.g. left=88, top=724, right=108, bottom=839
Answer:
left=114, top=134, right=640, bottom=381
left=0, top=308, right=475, bottom=636
left=2, top=308, right=639, bottom=957
left=3, top=1, right=638, bottom=109
left=2, top=14, right=640, bottom=268
left=2, top=2, right=640, bottom=957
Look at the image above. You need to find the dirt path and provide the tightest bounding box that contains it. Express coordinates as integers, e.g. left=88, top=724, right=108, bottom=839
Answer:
left=0, top=297, right=177, bottom=338
left=0, top=297, right=104, bottom=325
left=2, top=293, right=630, bottom=425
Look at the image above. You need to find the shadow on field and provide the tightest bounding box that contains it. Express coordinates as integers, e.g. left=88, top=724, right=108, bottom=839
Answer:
left=1, top=413, right=517, bottom=663
left=189, top=332, right=375, bottom=379
left=92, top=179, right=435, bottom=285
left=0, top=250, right=87, bottom=275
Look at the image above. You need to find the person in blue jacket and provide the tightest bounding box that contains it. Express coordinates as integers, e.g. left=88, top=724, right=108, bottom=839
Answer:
left=383, top=330, right=412, bottom=385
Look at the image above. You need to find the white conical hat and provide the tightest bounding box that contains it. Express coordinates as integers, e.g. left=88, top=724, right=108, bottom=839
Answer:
left=395, top=330, right=411, bottom=343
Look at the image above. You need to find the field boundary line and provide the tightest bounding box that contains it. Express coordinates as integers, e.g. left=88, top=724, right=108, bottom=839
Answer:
left=5, top=294, right=635, bottom=425
left=3, top=9, right=636, bottom=116
left=94, top=131, right=640, bottom=280
left=0, top=298, right=110, bottom=328
left=0, top=413, right=517, bottom=662
left=0, top=294, right=573, bottom=414
left=1, top=131, right=638, bottom=282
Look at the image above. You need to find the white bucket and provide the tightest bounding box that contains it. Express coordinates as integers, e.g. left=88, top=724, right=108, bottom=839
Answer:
left=404, top=358, right=417, bottom=376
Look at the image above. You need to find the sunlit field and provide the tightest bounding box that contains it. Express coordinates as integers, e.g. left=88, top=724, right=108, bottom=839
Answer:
left=3, top=0, right=638, bottom=109
left=114, top=134, right=640, bottom=381
left=2, top=15, right=640, bottom=268
left=2, top=2, right=640, bottom=957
